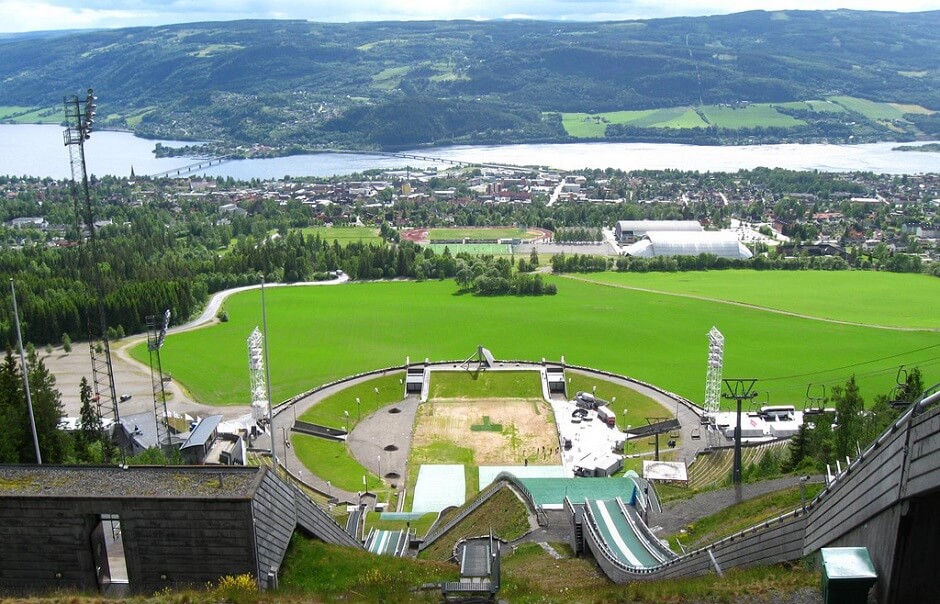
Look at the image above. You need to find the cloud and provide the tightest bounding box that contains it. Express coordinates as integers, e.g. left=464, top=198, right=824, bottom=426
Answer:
left=2, top=0, right=939, bottom=33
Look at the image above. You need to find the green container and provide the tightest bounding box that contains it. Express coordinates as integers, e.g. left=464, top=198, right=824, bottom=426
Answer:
left=820, top=547, right=878, bottom=604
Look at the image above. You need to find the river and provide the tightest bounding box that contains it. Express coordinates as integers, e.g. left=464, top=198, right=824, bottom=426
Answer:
left=0, top=124, right=937, bottom=179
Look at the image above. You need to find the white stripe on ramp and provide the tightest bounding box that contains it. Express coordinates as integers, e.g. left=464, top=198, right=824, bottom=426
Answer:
left=594, top=500, right=643, bottom=567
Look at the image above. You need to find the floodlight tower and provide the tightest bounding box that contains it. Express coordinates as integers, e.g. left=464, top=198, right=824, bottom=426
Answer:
left=64, top=88, right=120, bottom=428
left=146, top=310, right=172, bottom=448
left=704, top=326, right=725, bottom=416
left=247, top=327, right=270, bottom=424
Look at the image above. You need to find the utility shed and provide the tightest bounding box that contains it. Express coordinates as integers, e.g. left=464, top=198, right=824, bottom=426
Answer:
left=0, top=465, right=359, bottom=595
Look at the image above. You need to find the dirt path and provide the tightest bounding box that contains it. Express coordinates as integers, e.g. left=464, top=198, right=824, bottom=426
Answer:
left=45, top=275, right=350, bottom=418
left=560, top=274, right=939, bottom=332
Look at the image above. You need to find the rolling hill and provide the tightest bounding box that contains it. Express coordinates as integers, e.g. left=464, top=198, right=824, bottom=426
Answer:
left=1, top=11, right=939, bottom=149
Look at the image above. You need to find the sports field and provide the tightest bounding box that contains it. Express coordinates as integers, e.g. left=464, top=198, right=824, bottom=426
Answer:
left=298, top=226, right=383, bottom=246
left=427, top=227, right=535, bottom=241
left=133, top=272, right=939, bottom=411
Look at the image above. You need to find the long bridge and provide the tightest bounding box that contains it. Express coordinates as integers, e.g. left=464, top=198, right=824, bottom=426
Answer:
left=147, top=149, right=533, bottom=178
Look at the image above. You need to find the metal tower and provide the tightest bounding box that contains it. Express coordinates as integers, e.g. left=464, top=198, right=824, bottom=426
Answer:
left=147, top=310, right=172, bottom=448
left=247, top=327, right=269, bottom=423
left=64, top=88, right=120, bottom=428
left=704, top=326, right=725, bottom=415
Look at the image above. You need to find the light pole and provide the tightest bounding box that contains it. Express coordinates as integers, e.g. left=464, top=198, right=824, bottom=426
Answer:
left=356, top=397, right=361, bottom=422
left=327, top=480, right=332, bottom=498
left=10, top=279, right=40, bottom=464
left=343, top=410, right=349, bottom=433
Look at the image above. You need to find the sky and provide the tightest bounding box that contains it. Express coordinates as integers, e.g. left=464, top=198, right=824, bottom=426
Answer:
left=1, top=0, right=939, bottom=34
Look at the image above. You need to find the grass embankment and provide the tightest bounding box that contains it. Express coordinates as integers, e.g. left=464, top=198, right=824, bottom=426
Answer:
left=292, top=436, right=382, bottom=494
left=136, top=273, right=939, bottom=409
left=291, top=373, right=404, bottom=496
left=280, top=535, right=457, bottom=603
left=363, top=511, right=438, bottom=538
left=665, top=484, right=825, bottom=552
left=419, top=486, right=531, bottom=561
left=428, top=369, right=542, bottom=399
left=298, top=372, right=405, bottom=428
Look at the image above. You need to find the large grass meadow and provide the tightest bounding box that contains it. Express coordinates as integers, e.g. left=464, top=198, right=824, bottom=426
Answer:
left=131, top=272, right=939, bottom=410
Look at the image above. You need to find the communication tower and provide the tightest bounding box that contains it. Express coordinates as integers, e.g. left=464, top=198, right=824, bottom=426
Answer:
left=64, top=88, right=121, bottom=429
left=704, top=326, right=724, bottom=415
left=146, top=310, right=172, bottom=448
left=247, top=327, right=269, bottom=423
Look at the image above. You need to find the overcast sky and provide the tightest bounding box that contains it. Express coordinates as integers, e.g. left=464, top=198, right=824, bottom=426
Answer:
left=2, top=0, right=939, bottom=34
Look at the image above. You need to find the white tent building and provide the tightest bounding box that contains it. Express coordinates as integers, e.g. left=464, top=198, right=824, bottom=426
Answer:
left=622, top=231, right=753, bottom=259
left=615, top=220, right=703, bottom=243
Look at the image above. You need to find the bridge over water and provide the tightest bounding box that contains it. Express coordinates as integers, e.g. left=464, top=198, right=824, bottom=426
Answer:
left=147, top=149, right=532, bottom=178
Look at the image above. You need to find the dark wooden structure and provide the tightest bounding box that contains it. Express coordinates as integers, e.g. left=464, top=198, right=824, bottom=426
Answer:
left=0, top=465, right=360, bottom=595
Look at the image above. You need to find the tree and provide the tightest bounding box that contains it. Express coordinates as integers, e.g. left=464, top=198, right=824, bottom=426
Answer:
left=62, top=333, right=72, bottom=354
left=832, top=376, right=864, bottom=461
left=77, top=377, right=103, bottom=461
left=0, top=349, right=67, bottom=464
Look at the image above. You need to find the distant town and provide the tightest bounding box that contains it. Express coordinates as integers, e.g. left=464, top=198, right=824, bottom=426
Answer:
left=3, top=166, right=938, bottom=268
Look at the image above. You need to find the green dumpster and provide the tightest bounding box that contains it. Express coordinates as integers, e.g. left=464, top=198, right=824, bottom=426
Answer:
left=820, top=547, right=878, bottom=604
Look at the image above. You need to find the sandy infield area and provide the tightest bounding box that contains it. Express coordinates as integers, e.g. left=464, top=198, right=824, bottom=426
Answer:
left=412, top=398, right=559, bottom=465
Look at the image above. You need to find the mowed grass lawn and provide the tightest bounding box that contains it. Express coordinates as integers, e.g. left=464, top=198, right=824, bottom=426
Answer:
left=571, top=271, right=940, bottom=329
left=298, top=226, right=383, bottom=246
left=132, top=273, right=939, bottom=411
left=428, top=370, right=542, bottom=399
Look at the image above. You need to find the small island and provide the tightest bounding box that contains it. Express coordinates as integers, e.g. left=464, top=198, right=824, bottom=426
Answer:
left=893, top=143, right=940, bottom=152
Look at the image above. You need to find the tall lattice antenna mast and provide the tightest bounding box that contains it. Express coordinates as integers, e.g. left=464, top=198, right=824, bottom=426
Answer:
left=704, top=326, right=725, bottom=415
left=147, top=309, right=172, bottom=448
left=248, top=327, right=269, bottom=423
left=64, top=88, right=121, bottom=433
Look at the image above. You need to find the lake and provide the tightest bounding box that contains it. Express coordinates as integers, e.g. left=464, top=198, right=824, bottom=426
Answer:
left=0, top=124, right=937, bottom=179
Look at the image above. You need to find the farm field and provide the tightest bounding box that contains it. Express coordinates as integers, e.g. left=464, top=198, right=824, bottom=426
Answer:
left=559, top=107, right=707, bottom=137
left=569, top=270, right=940, bottom=329
left=298, top=226, right=383, bottom=246
left=700, top=104, right=805, bottom=129
left=132, top=274, right=939, bottom=411
left=0, top=105, right=63, bottom=123
left=557, top=96, right=933, bottom=138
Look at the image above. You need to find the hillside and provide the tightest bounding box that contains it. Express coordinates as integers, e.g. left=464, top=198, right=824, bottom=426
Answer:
left=1, top=11, right=939, bottom=149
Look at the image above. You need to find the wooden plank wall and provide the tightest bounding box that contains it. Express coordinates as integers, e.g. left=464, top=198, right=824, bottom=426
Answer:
left=0, top=496, right=255, bottom=594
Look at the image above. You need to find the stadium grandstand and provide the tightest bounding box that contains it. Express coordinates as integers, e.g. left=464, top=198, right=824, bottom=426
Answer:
left=621, top=231, right=753, bottom=260
left=614, top=220, right=703, bottom=243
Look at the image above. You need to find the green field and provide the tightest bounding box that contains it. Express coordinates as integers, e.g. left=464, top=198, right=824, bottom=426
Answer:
left=298, top=226, right=383, bottom=246
left=132, top=273, right=939, bottom=411
left=571, top=270, right=940, bottom=329
left=0, top=105, right=63, bottom=123
left=700, top=104, right=805, bottom=129
left=559, top=107, right=707, bottom=137
left=428, top=371, right=542, bottom=399
left=298, top=372, right=404, bottom=428
left=829, top=96, right=915, bottom=121
left=428, top=227, right=533, bottom=241
left=559, top=96, right=933, bottom=138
